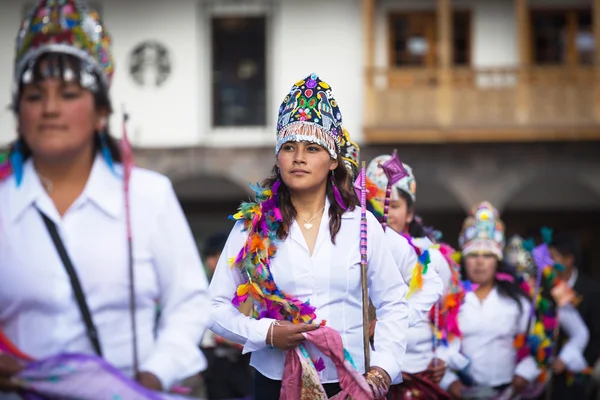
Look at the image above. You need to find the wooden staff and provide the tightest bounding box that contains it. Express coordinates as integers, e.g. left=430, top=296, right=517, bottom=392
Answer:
left=122, top=110, right=139, bottom=377
left=360, top=161, right=370, bottom=370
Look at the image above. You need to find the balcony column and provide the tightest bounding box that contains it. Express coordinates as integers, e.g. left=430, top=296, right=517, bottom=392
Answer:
left=515, top=0, right=531, bottom=124
left=363, top=0, right=376, bottom=128
left=437, top=0, right=453, bottom=126
left=594, top=0, right=600, bottom=122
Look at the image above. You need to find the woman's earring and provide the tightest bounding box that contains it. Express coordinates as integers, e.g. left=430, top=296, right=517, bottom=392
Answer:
left=10, top=139, right=24, bottom=187
left=330, top=170, right=348, bottom=211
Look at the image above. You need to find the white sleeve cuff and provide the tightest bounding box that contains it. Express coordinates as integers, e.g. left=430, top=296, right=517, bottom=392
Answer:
left=242, top=318, right=275, bottom=354
left=370, top=350, right=401, bottom=385
left=514, top=355, right=541, bottom=383
left=440, top=370, right=459, bottom=391
left=141, top=346, right=205, bottom=391
left=559, top=346, right=589, bottom=373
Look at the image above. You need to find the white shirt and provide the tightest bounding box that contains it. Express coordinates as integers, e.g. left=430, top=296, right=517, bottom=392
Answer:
left=386, top=233, right=443, bottom=375
left=0, top=156, right=210, bottom=390
left=444, top=288, right=540, bottom=387
left=557, top=304, right=589, bottom=372
left=209, top=199, right=409, bottom=383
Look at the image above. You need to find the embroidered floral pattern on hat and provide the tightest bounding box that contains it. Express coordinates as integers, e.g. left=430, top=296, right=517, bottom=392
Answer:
left=13, top=0, right=114, bottom=104
left=276, top=73, right=343, bottom=159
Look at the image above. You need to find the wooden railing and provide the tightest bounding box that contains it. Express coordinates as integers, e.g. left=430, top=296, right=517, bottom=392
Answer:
left=364, top=66, right=600, bottom=142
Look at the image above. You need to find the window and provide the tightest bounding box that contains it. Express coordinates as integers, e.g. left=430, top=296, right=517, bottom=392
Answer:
left=212, top=16, right=267, bottom=127
left=389, top=11, right=471, bottom=67
left=531, top=9, right=594, bottom=65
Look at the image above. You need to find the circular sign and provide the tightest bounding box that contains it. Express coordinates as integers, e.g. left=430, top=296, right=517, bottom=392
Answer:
left=129, top=41, right=171, bottom=87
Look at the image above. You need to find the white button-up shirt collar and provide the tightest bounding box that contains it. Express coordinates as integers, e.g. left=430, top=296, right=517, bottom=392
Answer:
left=8, top=155, right=122, bottom=224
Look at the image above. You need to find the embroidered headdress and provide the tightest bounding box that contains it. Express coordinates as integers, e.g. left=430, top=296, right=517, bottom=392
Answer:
left=13, top=0, right=114, bottom=106
left=366, top=155, right=416, bottom=203
left=276, top=73, right=343, bottom=159
left=505, top=235, right=536, bottom=280
left=340, top=127, right=360, bottom=178
left=459, top=201, right=505, bottom=259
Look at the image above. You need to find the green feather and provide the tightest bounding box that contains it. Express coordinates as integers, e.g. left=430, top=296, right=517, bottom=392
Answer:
left=541, top=227, right=553, bottom=245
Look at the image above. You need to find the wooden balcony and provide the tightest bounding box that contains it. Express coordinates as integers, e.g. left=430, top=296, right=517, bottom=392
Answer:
left=364, top=66, right=600, bottom=143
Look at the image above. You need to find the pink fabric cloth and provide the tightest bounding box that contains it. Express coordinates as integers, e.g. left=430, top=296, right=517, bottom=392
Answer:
left=280, top=326, right=373, bottom=400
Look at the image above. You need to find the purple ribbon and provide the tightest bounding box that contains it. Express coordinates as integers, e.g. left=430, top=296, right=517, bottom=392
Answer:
left=16, top=353, right=194, bottom=400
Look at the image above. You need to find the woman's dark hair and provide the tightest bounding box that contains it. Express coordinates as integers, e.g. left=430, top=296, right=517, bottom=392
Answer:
left=397, top=190, right=427, bottom=238
left=10, top=52, right=121, bottom=163
left=262, top=151, right=358, bottom=243
left=549, top=232, right=581, bottom=267
left=202, top=231, right=229, bottom=260
left=461, top=258, right=530, bottom=313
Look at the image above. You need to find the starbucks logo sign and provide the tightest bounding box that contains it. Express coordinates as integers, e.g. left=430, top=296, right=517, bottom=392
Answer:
left=129, top=41, right=171, bottom=87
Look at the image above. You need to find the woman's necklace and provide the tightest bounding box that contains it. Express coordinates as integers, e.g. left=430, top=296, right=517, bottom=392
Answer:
left=296, top=206, right=325, bottom=231
left=36, top=172, right=54, bottom=194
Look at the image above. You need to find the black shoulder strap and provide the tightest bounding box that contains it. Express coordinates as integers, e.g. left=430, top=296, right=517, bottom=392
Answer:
left=38, top=210, right=104, bottom=357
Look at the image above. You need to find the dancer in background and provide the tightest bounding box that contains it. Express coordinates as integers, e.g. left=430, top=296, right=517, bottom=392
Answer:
left=0, top=0, right=209, bottom=396
left=546, top=232, right=600, bottom=399
left=363, top=153, right=451, bottom=398
left=445, top=202, right=539, bottom=399
left=505, top=233, right=590, bottom=400
left=339, top=129, right=442, bottom=350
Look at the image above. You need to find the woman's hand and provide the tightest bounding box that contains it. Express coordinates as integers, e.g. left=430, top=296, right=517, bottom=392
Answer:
left=447, top=380, right=465, bottom=399
left=426, top=358, right=446, bottom=385
left=511, top=374, right=529, bottom=394
left=136, top=371, right=163, bottom=391
left=0, top=353, right=24, bottom=391
left=267, top=321, right=318, bottom=350
left=365, top=366, right=391, bottom=399
left=552, top=358, right=567, bottom=375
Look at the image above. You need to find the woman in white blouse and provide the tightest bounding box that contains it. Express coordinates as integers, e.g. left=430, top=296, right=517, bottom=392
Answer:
left=363, top=155, right=449, bottom=398
left=445, top=202, right=539, bottom=399
left=0, top=1, right=209, bottom=394
left=208, top=74, right=408, bottom=399
left=337, top=131, right=446, bottom=393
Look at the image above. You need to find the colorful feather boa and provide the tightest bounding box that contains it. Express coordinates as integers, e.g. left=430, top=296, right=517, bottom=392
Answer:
left=228, top=181, right=317, bottom=324
left=430, top=244, right=469, bottom=345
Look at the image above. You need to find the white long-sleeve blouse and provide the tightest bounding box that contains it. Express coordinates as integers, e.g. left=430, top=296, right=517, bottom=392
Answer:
left=208, top=198, right=409, bottom=383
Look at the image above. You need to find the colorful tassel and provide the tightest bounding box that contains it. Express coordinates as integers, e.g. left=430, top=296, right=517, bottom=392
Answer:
left=331, top=172, right=347, bottom=211
left=99, top=131, right=116, bottom=175
left=9, top=140, right=24, bottom=187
